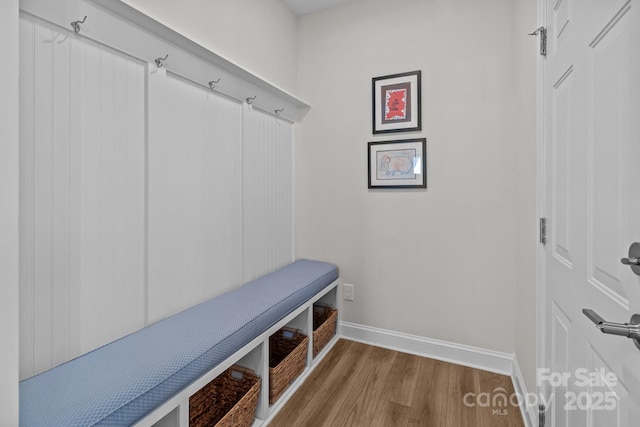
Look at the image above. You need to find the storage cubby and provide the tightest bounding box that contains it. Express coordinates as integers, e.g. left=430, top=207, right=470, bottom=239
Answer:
left=189, top=365, right=260, bottom=427
left=146, top=280, right=340, bottom=427
left=235, top=345, right=265, bottom=380
left=282, top=309, right=310, bottom=336
left=315, top=286, right=338, bottom=309
left=268, top=327, right=308, bottom=405
left=312, top=287, right=339, bottom=358
left=154, top=408, right=180, bottom=427
left=312, top=305, right=338, bottom=358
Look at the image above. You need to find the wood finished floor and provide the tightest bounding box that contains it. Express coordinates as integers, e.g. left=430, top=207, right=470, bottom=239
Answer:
left=269, top=339, right=525, bottom=427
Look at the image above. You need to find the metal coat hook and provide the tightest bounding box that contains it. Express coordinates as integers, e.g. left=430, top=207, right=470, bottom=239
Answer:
left=70, top=16, right=87, bottom=34
left=155, top=54, right=169, bottom=68
left=246, top=95, right=257, bottom=105
left=275, top=108, right=285, bottom=116
left=208, top=78, right=220, bottom=90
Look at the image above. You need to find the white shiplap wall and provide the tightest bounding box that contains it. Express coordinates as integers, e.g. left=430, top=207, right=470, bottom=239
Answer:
left=19, top=15, right=296, bottom=379
left=147, top=71, right=244, bottom=323
left=243, top=108, right=295, bottom=282
left=19, top=17, right=146, bottom=378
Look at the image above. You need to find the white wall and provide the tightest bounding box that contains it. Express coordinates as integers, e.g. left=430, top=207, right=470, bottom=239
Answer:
left=296, top=0, right=526, bottom=353
left=0, top=0, right=20, bottom=423
left=126, top=0, right=298, bottom=94
left=513, top=0, right=538, bottom=397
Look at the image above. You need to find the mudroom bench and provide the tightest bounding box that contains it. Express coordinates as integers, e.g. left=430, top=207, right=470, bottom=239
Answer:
left=19, top=259, right=340, bottom=426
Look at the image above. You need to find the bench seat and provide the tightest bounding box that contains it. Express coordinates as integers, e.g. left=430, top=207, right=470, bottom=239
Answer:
left=20, top=259, right=338, bottom=426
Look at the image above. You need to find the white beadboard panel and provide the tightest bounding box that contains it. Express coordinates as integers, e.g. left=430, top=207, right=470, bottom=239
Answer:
left=31, top=20, right=55, bottom=378
left=77, top=40, right=146, bottom=355
left=51, top=19, right=72, bottom=369
left=18, top=16, right=36, bottom=380
left=242, top=108, right=295, bottom=282
left=147, top=71, right=244, bottom=324
left=19, top=17, right=146, bottom=379
left=68, top=32, right=87, bottom=362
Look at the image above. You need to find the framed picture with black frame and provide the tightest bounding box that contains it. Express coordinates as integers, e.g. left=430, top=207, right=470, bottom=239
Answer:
left=372, top=70, right=421, bottom=134
left=368, top=138, right=426, bottom=189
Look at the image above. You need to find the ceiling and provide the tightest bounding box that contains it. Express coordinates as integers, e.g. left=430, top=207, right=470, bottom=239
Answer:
left=282, top=0, right=353, bottom=15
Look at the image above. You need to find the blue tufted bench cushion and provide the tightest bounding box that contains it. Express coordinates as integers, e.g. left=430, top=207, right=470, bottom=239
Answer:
left=20, top=259, right=338, bottom=426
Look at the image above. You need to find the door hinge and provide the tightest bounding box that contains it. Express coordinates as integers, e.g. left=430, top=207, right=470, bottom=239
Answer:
left=529, top=26, right=547, bottom=56
left=539, top=404, right=546, bottom=427
left=540, top=218, right=547, bottom=245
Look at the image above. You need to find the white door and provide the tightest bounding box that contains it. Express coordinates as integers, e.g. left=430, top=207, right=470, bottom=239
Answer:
left=542, top=0, right=640, bottom=426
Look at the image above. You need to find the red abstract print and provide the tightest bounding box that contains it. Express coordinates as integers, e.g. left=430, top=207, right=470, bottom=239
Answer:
left=384, top=88, right=407, bottom=121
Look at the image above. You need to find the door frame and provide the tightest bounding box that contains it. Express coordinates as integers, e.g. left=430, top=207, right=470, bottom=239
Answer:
left=535, top=1, right=640, bottom=424
left=536, top=0, right=548, bottom=420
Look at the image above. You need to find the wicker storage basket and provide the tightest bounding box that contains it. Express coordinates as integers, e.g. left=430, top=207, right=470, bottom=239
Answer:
left=189, top=365, right=261, bottom=427
left=269, top=327, right=308, bottom=404
left=312, top=304, right=338, bottom=357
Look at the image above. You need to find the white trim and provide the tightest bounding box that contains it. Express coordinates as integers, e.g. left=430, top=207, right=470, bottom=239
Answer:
left=0, top=0, right=19, bottom=422
left=511, top=356, right=538, bottom=427
left=340, top=321, right=513, bottom=376
left=536, top=0, right=548, bottom=421
left=19, top=1, right=308, bottom=124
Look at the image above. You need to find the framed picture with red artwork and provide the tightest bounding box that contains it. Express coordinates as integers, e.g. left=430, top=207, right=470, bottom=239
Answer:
left=372, top=70, right=421, bottom=134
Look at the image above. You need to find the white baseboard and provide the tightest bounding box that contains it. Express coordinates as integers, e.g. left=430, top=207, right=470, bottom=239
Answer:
left=511, top=356, right=538, bottom=427
left=340, top=321, right=539, bottom=427
left=340, top=321, right=513, bottom=375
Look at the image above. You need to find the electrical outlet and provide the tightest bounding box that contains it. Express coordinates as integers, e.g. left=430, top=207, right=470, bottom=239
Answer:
left=343, top=283, right=354, bottom=301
